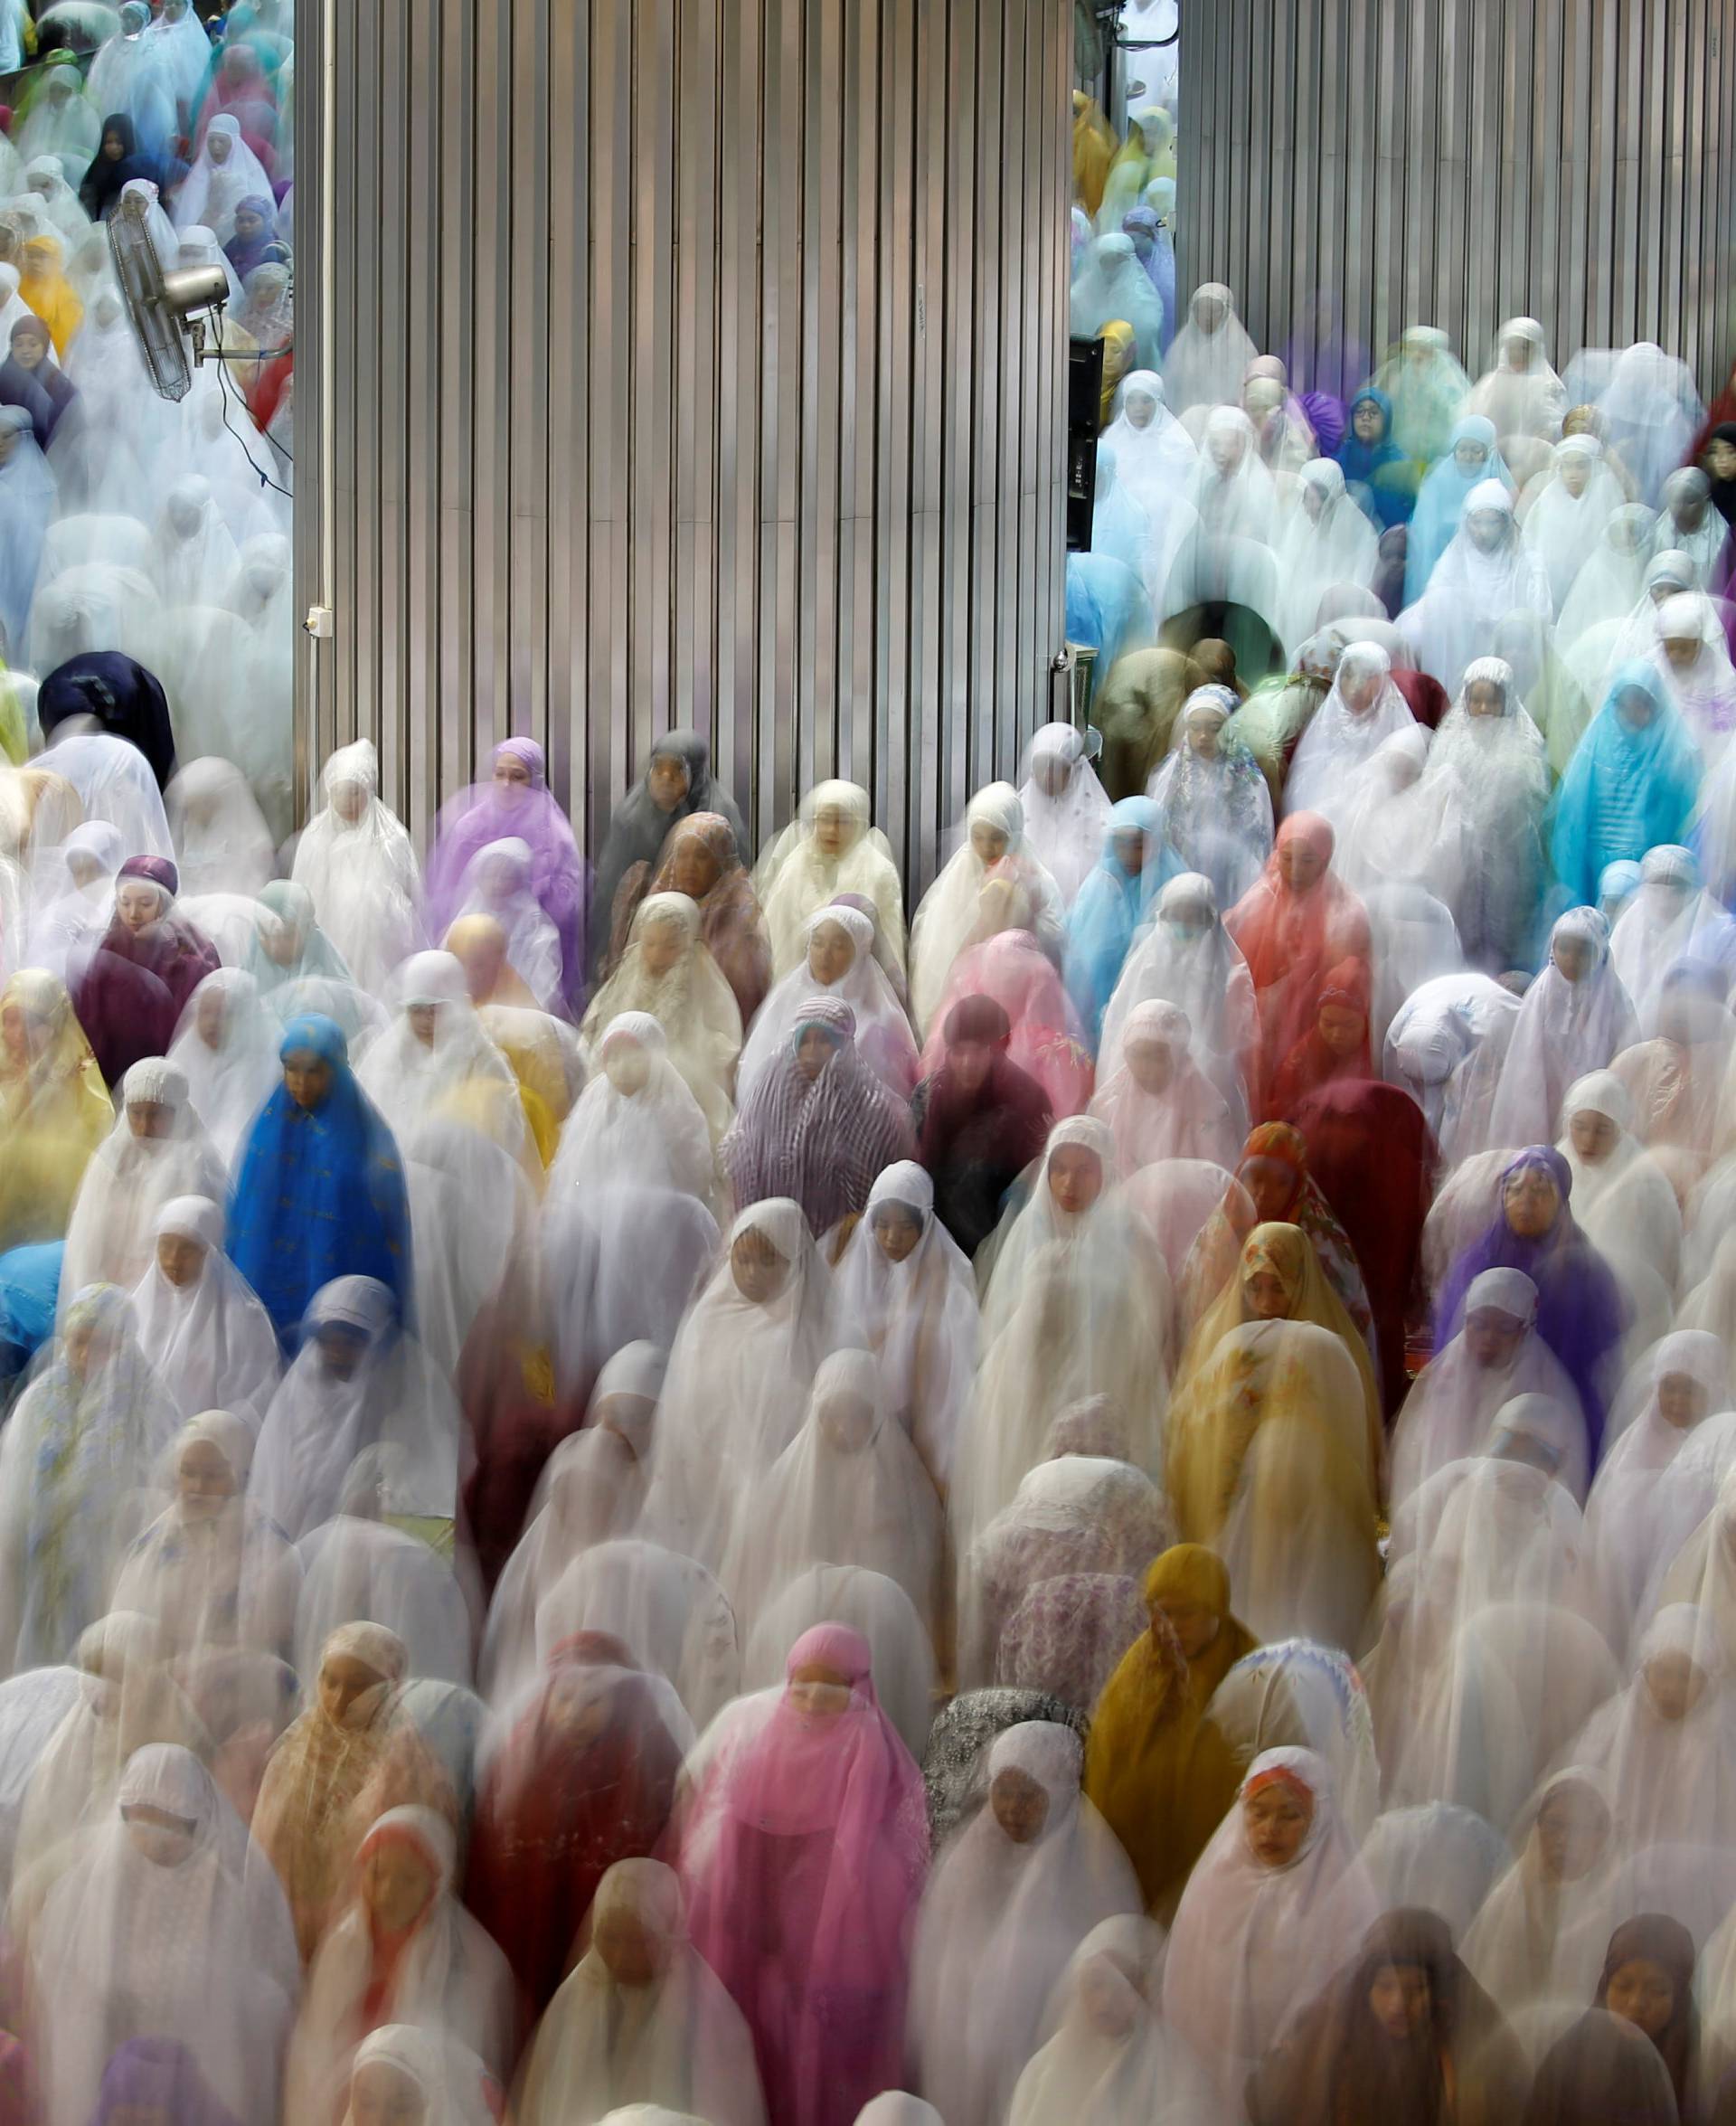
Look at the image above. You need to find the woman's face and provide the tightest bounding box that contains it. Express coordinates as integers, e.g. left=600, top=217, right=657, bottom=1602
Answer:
left=319, top=1653, right=385, bottom=1728
left=1112, top=827, right=1147, bottom=875
left=1535, top=1785, right=1606, bottom=1884
left=1244, top=1781, right=1313, bottom=1866
left=1467, top=678, right=1505, bottom=718
left=731, top=1227, right=789, bottom=1304
left=177, top=1436, right=235, bottom=1519
left=1465, top=1307, right=1526, bottom=1369
left=156, top=1233, right=206, bottom=1289
left=593, top=1904, right=659, bottom=1988
left=637, top=916, right=686, bottom=979
left=121, top=1801, right=198, bottom=1870
left=1663, top=632, right=1700, bottom=671
left=1453, top=439, right=1488, bottom=476
left=363, top=1840, right=438, bottom=1934
left=1125, top=1035, right=1175, bottom=1095
left=11, top=325, right=46, bottom=372
left=1502, top=1167, right=1561, bottom=1238
left=116, top=881, right=162, bottom=934
left=989, top=1767, right=1050, bottom=1845
left=796, top=1025, right=838, bottom=1082
left=1569, top=1108, right=1619, bottom=1163
left=647, top=753, right=690, bottom=812
left=1078, top=1955, right=1140, bottom=2038
left=1559, top=453, right=1592, bottom=498
left=1316, top=1001, right=1365, bottom=1057
left=1125, top=390, right=1156, bottom=430
left=0, top=1002, right=26, bottom=1063
left=1048, top=1143, right=1103, bottom=1216
left=946, top=1035, right=995, bottom=1095
left=127, top=1099, right=174, bottom=1140
left=282, top=1049, right=334, bottom=1111
left=1242, top=1265, right=1290, bottom=1319
left=332, top=777, right=370, bottom=825
left=872, top=1203, right=923, bottom=1263
left=1605, top=1958, right=1675, bottom=2041
left=1352, top=400, right=1384, bottom=443
left=602, top=1037, right=651, bottom=1095
left=1238, top=1154, right=1296, bottom=1223
left=788, top=1659, right=853, bottom=1720
left=63, top=1317, right=106, bottom=1383
left=1277, top=835, right=1326, bottom=892
left=1154, top=1596, right=1217, bottom=1660
left=493, top=752, right=533, bottom=798
left=233, top=205, right=265, bottom=244
left=812, top=803, right=852, bottom=857
left=1467, top=507, right=1507, bottom=552
left=1208, top=425, right=1246, bottom=475
left=670, top=837, right=721, bottom=899
left=1552, top=932, right=1594, bottom=983
left=405, top=1001, right=439, bottom=1048
left=1658, top=1370, right=1710, bottom=1431
left=970, top=820, right=1010, bottom=865
left=1617, top=685, right=1658, bottom=732
left=1646, top=1645, right=1706, bottom=1721
left=1368, top=1963, right=1432, bottom=2041
left=350, top=2061, right=426, bottom=2126
left=1707, top=439, right=1736, bottom=484
left=1186, top=714, right=1222, bottom=759
left=102, top=128, right=127, bottom=162
left=207, top=129, right=232, bottom=166
left=807, top=919, right=856, bottom=987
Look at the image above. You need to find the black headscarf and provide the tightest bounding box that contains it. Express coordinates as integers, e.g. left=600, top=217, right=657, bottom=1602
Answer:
left=78, top=114, right=184, bottom=222
left=588, top=726, right=747, bottom=969
left=0, top=315, right=75, bottom=448
left=38, top=652, right=177, bottom=789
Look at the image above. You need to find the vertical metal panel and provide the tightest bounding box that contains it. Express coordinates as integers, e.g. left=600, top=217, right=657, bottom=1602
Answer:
left=298, top=0, right=1068, bottom=874
left=1179, top=0, right=1735, bottom=385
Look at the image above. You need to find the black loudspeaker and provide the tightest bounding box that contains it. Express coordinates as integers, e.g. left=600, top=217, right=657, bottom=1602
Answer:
left=1067, top=335, right=1106, bottom=551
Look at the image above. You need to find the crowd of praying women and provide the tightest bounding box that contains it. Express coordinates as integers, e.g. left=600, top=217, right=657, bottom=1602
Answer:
left=0, top=44, right=1729, bottom=2126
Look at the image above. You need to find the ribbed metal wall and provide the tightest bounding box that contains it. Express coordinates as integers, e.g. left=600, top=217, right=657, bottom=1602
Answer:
left=291, top=0, right=1071, bottom=884
left=1177, top=0, right=1736, bottom=388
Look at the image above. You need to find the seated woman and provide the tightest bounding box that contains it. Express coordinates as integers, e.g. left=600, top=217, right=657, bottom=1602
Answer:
left=830, top=1163, right=979, bottom=1493
left=552, top=1014, right=714, bottom=1202
left=290, top=740, right=424, bottom=997
left=250, top=1622, right=455, bottom=1963
left=580, top=891, right=742, bottom=1146
left=227, top=1015, right=413, bottom=1353
left=512, top=1857, right=766, bottom=2126
left=72, top=855, right=222, bottom=1086
left=1391, top=1267, right=1585, bottom=1508
left=910, top=996, right=1053, bottom=1258
left=0, top=1286, right=179, bottom=1673
left=1434, top=1144, right=1627, bottom=1466
left=722, top=997, right=914, bottom=1242
left=1165, top=1233, right=1382, bottom=1647
left=466, top=1646, right=686, bottom=2017
left=917, top=880, right=1095, bottom=1119
left=589, top=728, right=747, bottom=975
left=910, top=1721, right=1140, bottom=2126
left=285, top=1806, right=515, bottom=2123
left=59, top=1055, right=229, bottom=1304
left=1488, top=908, right=1640, bottom=1148
left=754, top=779, right=907, bottom=978
left=909, top=784, right=1065, bottom=1037
left=1164, top=1748, right=1379, bottom=2117
left=626, top=808, right=769, bottom=1028
left=1225, top=813, right=1371, bottom=1098
left=1247, top=1907, right=1526, bottom=2126
left=737, top=903, right=920, bottom=1103
left=129, top=1195, right=280, bottom=1424
left=165, top=969, right=282, bottom=1172
left=1063, top=797, right=1176, bottom=1047
left=1176, top=1120, right=1374, bottom=1353
left=355, top=950, right=528, bottom=1166
left=111, top=1408, right=299, bottom=1664
left=424, top=737, right=586, bottom=1007
left=679, top=1625, right=927, bottom=2126
left=1083, top=1545, right=1259, bottom=1921
left=1146, top=684, right=1273, bottom=909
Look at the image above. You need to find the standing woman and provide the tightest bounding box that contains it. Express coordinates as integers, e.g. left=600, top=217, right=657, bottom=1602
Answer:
left=580, top=892, right=744, bottom=1145
left=679, top=1624, right=929, bottom=2126
left=632, top=811, right=771, bottom=1029
left=1549, top=662, right=1703, bottom=911
left=226, top=1014, right=413, bottom=1352
left=424, top=738, right=587, bottom=1008
left=0, top=968, right=112, bottom=1251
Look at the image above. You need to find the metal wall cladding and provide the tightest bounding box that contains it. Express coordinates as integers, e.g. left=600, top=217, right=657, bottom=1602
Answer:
left=292, top=0, right=1072, bottom=889
left=1176, top=0, right=1736, bottom=390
